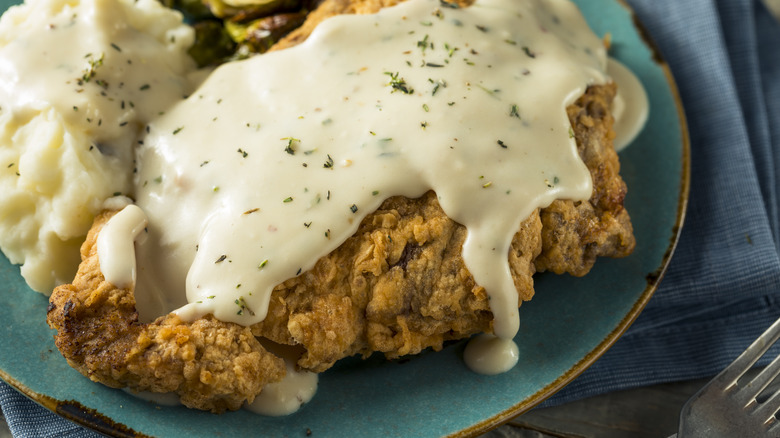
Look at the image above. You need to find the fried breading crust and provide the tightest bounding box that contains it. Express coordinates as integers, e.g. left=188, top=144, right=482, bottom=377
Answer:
left=535, top=82, right=635, bottom=276
left=46, top=0, right=635, bottom=412
left=254, top=195, right=542, bottom=371
left=46, top=212, right=286, bottom=413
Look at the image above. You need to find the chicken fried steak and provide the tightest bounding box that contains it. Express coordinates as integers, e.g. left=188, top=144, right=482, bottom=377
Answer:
left=46, top=0, right=635, bottom=413
left=47, top=84, right=633, bottom=411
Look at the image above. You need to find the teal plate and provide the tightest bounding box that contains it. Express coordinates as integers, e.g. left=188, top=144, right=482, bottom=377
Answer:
left=0, top=0, right=689, bottom=436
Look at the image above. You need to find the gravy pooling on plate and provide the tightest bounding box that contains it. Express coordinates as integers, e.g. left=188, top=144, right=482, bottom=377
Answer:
left=124, top=0, right=607, bottom=343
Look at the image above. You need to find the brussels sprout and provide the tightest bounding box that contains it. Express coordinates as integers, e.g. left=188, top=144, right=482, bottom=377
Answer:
left=224, top=12, right=306, bottom=53
left=161, top=0, right=214, bottom=20
left=202, top=0, right=301, bottom=21
left=188, top=20, right=238, bottom=67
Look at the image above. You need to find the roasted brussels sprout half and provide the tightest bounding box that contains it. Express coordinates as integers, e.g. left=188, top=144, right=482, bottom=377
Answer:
left=202, top=0, right=301, bottom=21
left=164, top=0, right=323, bottom=65
left=225, top=12, right=307, bottom=53
left=161, top=0, right=214, bottom=20
left=188, top=20, right=238, bottom=67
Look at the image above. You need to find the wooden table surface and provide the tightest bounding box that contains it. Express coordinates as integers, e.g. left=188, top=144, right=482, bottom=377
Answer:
left=480, top=377, right=710, bottom=438
left=0, top=376, right=713, bottom=438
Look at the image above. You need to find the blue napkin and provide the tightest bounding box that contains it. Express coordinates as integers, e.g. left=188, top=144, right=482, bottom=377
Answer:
left=543, top=0, right=780, bottom=405
left=2, top=0, right=780, bottom=435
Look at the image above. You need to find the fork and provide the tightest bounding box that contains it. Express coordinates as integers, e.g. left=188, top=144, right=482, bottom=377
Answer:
left=675, top=317, right=780, bottom=437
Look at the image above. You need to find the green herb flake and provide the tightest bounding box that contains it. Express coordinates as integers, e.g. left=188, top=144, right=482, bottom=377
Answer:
left=235, top=296, right=255, bottom=316
left=258, top=259, right=268, bottom=269
left=79, top=53, right=104, bottom=85
left=417, top=34, right=430, bottom=53
left=423, top=103, right=430, bottom=112
left=477, top=84, right=499, bottom=97
left=283, top=196, right=294, bottom=203
left=323, top=154, right=334, bottom=169
left=110, top=43, right=122, bottom=52
left=350, top=204, right=358, bottom=213
left=444, top=43, right=458, bottom=58
left=497, top=140, right=508, bottom=149
left=215, top=254, right=227, bottom=263
left=432, top=79, right=447, bottom=96
left=173, top=126, right=184, bottom=135
left=139, top=84, right=151, bottom=91
left=522, top=47, right=536, bottom=58
left=384, top=72, right=414, bottom=95
left=510, top=104, right=521, bottom=119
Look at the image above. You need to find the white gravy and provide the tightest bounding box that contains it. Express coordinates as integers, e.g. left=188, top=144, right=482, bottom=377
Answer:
left=96, top=203, right=148, bottom=290
left=608, top=58, right=648, bottom=151
left=463, top=333, right=519, bottom=375
left=245, top=358, right=318, bottom=416
left=133, top=0, right=608, bottom=346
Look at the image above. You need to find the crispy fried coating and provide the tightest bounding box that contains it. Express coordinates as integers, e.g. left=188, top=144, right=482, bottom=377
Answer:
left=46, top=0, right=635, bottom=412
left=535, top=82, right=635, bottom=276
left=46, top=211, right=286, bottom=413
left=254, top=195, right=542, bottom=371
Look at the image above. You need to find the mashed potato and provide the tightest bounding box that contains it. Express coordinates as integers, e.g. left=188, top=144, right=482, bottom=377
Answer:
left=0, top=0, right=199, bottom=293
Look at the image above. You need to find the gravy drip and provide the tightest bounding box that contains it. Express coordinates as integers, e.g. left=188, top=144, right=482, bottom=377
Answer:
left=608, top=58, right=648, bottom=151
left=97, top=203, right=148, bottom=289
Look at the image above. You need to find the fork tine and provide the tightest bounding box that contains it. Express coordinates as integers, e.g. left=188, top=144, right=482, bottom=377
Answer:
left=753, top=387, right=780, bottom=425
left=736, top=350, right=780, bottom=406
left=769, top=416, right=780, bottom=435
left=712, top=318, right=780, bottom=388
